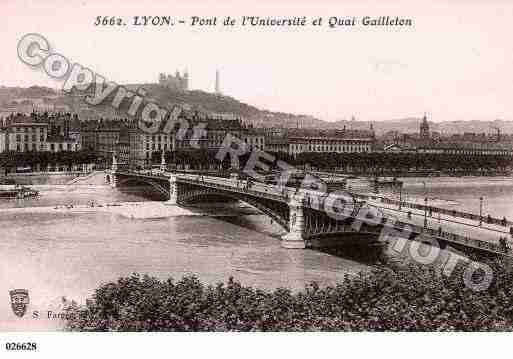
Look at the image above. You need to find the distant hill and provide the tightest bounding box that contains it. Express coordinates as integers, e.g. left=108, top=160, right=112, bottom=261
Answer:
left=124, top=83, right=323, bottom=128
left=0, top=86, right=58, bottom=105
left=322, top=117, right=513, bottom=136
left=434, top=120, right=513, bottom=135
left=126, top=84, right=261, bottom=116
left=1, top=85, right=512, bottom=135
left=122, top=85, right=511, bottom=135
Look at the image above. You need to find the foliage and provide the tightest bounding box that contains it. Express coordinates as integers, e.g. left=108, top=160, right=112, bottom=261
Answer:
left=65, top=259, right=513, bottom=331
left=292, top=152, right=512, bottom=175
left=148, top=150, right=512, bottom=175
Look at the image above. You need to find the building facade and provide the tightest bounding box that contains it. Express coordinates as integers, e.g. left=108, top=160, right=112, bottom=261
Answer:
left=266, top=128, right=374, bottom=156
left=0, top=114, right=48, bottom=152
left=0, top=112, right=84, bottom=153
left=121, top=110, right=262, bottom=168
left=242, top=128, right=266, bottom=151
left=46, top=135, right=81, bottom=152
left=96, top=119, right=127, bottom=160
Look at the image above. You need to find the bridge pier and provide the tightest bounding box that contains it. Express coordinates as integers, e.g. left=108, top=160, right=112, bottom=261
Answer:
left=106, top=171, right=118, bottom=188
left=167, top=174, right=178, bottom=204
left=108, top=153, right=119, bottom=187
left=281, top=195, right=306, bottom=249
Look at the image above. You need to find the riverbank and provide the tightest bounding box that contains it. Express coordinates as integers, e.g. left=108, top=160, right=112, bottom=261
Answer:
left=0, top=170, right=108, bottom=186
left=0, top=172, right=88, bottom=185
left=0, top=201, right=262, bottom=219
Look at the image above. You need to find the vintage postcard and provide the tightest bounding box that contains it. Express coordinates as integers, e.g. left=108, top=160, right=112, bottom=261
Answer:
left=0, top=0, right=512, bottom=357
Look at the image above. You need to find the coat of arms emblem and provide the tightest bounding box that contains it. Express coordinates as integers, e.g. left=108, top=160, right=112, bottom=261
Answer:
left=9, top=289, right=29, bottom=318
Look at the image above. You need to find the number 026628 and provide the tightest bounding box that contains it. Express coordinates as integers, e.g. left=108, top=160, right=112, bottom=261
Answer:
left=5, top=342, right=37, bottom=351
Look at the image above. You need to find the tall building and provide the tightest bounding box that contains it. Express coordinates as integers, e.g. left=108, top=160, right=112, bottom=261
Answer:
left=215, top=69, right=221, bottom=94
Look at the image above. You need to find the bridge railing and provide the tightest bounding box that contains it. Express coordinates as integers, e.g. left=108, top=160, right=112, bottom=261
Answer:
left=389, top=218, right=508, bottom=254
left=180, top=176, right=510, bottom=253
left=124, top=170, right=511, bottom=228
left=176, top=176, right=288, bottom=203
left=115, top=170, right=511, bottom=255
left=301, top=189, right=509, bottom=254
left=354, top=193, right=512, bottom=228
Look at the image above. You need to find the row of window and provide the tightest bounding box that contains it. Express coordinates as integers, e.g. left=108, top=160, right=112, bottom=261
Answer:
left=243, top=137, right=264, bottom=144
left=146, top=143, right=170, bottom=151
left=288, top=144, right=371, bottom=153
left=145, top=135, right=173, bottom=142
left=419, top=149, right=513, bottom=155
left=293, top=139, right=369, bottom=146
left=143, top=134, right=264, bottom=144
left=15, top=143, right=44, bottom=151
left=13, top=143, right=80, bottom=152
left=15, top=134, right=45, bottom=142
left=11, top=127, right=47, bottom=133
left=48, top=143, right=79, bottom=151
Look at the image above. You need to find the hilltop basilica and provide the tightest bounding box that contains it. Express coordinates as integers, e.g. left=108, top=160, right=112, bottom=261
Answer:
left=158, top=70, right=189, bottom=92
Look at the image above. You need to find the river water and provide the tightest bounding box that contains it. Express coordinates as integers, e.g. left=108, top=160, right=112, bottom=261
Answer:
left=0, top=184, right=367, bottom=330
left=399, top=177, right=513, bottom=219
left=1, top=176, right=513, bottom=330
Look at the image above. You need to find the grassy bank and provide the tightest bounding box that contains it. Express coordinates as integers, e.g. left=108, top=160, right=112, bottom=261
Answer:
left=64, top=258, right=513, bottom=332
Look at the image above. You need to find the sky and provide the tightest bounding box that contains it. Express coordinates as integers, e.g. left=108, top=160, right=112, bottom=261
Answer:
left=1, top=0, right=512, bottom=122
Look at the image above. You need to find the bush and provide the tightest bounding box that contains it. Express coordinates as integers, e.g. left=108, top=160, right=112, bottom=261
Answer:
left=65, top=259, right=513, bottom=331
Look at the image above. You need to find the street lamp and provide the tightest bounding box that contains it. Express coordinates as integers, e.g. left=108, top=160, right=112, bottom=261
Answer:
left=424, top=197, right=428, bottom=228
left=398, top=186, right=402, bottom=210
left=479, top=196, right=484, bottom=226
left=160, top=150, right=167, bottom=172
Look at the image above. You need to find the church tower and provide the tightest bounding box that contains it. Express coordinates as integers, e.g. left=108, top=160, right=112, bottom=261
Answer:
left=183, top=69, right=189, bottom=91
left=420, top=113, right=430, bottom=140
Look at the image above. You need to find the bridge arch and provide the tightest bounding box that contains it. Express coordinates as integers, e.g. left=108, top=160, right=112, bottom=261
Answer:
left=179, top=190, right=290, bottom=231
left=116, top=177, right=170, bottom=200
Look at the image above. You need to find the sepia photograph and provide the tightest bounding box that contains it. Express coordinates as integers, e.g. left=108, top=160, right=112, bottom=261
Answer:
left=1, top=0, right=512, bottom=357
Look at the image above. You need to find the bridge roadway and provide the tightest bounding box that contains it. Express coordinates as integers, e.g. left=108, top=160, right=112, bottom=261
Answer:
left=107, top=170, right=512, bottom=256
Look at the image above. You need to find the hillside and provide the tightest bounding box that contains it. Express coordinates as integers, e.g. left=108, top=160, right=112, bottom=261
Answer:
left=1, top=85, right=512, bottom=135
left=125, top=83, right=321, bottom=127
left=0, top=85, right=58, bottom=105
left=323, top=117, right=513, bottom=136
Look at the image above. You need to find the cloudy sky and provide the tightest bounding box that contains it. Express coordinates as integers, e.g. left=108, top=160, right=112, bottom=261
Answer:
left=1, top=0, right=512, bottom=122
